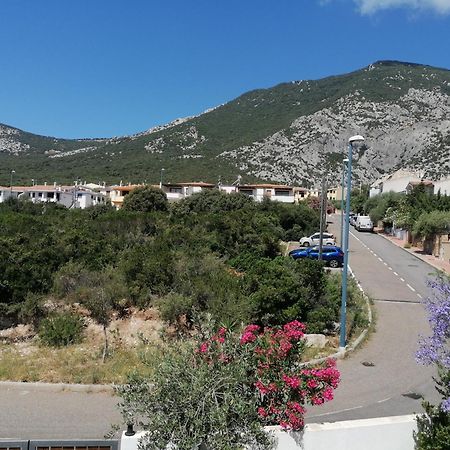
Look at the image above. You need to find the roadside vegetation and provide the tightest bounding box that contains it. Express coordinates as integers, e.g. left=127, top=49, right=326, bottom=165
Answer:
left=351, top=184, right=450, bottom=240
left=0, top=190, right=368, bottom=383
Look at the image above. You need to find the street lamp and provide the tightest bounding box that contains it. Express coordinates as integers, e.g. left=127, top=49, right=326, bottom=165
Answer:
left=10, top=170, right=15, bottom=195
left=160, top=168, right=165, bottom=189
left=340, top=158, right=349, bottom=247
left=340, top=135, right=365, bottom=351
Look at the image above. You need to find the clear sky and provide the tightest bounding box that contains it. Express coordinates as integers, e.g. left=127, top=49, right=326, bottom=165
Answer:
left=1, top=0, right=449, bottom=139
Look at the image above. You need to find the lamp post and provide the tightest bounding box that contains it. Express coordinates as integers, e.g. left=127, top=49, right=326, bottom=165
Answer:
left=10, top=170, right=15, bottom=195
left=340, top=135, right=365, bottom=351
left=340, top=158, right=349, bottom=247
left=160, top=168, right=165, bottom=189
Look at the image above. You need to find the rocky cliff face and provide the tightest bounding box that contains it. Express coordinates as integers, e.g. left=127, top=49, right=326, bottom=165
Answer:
left=219, top=87, right=450, bottom=186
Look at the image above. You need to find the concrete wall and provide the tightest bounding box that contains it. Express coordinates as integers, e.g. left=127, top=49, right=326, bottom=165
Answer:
left=121, top=415, right=417, bottom=450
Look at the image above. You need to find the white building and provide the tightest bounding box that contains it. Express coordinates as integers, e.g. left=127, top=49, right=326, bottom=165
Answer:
left=0, top=184, right=106, bottom=209
left=433, top=177, right=450, bottom=196
left=161, top=182, right=215, bottom=202
left=236, top=184, right=296, bottom=203
left=369, top=170, right=422, bottom=197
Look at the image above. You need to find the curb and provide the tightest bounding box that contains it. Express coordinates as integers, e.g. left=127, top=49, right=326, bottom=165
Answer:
left=301, top=264, right=373, bottom=366
left=0, top=380, right=114, bottom=393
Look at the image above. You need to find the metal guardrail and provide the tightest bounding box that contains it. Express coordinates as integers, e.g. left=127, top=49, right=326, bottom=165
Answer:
left=0, top=440, right=29, bottom=450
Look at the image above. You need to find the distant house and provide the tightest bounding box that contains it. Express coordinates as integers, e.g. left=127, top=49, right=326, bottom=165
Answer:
left=327, top=186, right=347, bottom=202
left=73, top=187, right=107, bottom=208
left=0, top=183, right=106, bottom=208
left=109, top=185, right=144, bottom=209
left=0, top=186, right=13, bottom=203
left=294, top=187, right=309, bottom=202
left=370, top=170, right=423, bottom=197
left=161, top=182, right=215, bottom=202
left=405, top=180, right=434, bottom=195
left=236, top=184, right=296, bottom=203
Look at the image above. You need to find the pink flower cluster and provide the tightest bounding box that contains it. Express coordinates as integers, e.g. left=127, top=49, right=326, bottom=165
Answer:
left=195, top=321, right=340, bottom=431
left=240, top=324, right=260, bottom=344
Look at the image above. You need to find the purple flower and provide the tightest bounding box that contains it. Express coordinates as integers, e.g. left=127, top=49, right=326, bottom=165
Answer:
left=416, top=276, right=450, bottom=411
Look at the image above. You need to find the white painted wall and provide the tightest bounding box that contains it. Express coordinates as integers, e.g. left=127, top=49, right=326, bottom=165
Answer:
left=381, top=176, right=420, bottom=194
left=433, top=178, right=450, bottom=196
left=121, top=415, right=417, bottom=450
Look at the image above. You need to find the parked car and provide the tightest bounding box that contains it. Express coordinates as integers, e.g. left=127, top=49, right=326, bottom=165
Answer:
left=355, top=215, right=374, bottom=232
left=289, top=245, right=344, bottom=268
left=299, top=232, right=335, bottom=247
left=349, top=213, right=357, bottom=227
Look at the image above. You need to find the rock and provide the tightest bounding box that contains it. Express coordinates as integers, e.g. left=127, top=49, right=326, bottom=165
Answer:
left=304, top=334, right=327, bottom=348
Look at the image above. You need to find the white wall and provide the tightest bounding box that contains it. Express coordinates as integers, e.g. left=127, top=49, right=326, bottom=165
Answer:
left=381, top=176, right=420, bottom=194
left=121, top=415, right=417, bottom=450
left=433, top=178, right=450, bottom=196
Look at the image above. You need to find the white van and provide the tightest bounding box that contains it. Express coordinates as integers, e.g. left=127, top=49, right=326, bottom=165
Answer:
left=355, top=215, right=373, bottom=232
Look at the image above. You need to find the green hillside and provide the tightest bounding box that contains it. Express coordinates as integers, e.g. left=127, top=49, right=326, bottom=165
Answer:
left=1, top=60, right=449, bottom=186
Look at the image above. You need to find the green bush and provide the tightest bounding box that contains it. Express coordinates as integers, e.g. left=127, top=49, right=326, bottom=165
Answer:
left=122, top=186, right=168, bottom=212
left=415, top=401, right=450, bottom=450
left=38, top=312, right=85, bottom=347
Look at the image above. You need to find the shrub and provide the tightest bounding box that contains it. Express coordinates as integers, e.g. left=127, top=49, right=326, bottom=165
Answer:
left=415, top=277, right=450, bottom=449
left=18, top=293, right=47, bottom=329
left=122, top=186, right=168, bottom=212
left=117, top=321, right=340, bottom=450
left=39, top=312, right=85, bottom=347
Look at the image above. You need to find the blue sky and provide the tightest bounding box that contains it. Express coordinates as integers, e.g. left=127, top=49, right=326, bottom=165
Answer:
left=1, top=0, right=449, bottom=138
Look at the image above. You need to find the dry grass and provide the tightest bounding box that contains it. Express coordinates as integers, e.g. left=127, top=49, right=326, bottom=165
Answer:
left=0, top=341, right=154, bottom=384
left=0, top=309, right=163, bottom=384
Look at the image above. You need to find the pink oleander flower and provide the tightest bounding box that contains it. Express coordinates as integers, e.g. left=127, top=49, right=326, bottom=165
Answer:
left=243, top=324, right=260, bottom=334
left=198, top=341, right=209, bottom=353
left=257, top=407, right=268, bottom=418
left=282, top=374, right=301, bottom=389
left=322, top=387, right=334, bottom=402
left=283, top=321, right=306, bottom=340
left=255, top=380, right=270, bottom=395
left=307, top=379, right=318, bottom=389
left=278, top=339, right=293, bottom=357
left=311, top=395, right=324, bottom=405
left=240, top=331, right=257, bottom=344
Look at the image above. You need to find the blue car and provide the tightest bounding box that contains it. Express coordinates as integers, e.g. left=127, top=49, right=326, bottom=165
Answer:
left=289, top=245, right=344, bottom=268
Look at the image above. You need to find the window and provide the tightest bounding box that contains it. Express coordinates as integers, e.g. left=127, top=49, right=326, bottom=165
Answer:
left=47, top=192, right=54, bottom=199
left=274, top=189, right=290, bottom=196
left=239, top=189, right=254, bottom=196
left=169, top=187, right=182, bottom=193
left=56, top=193, right=60, bottom=201
left=38, top=192, right=43, bottom=197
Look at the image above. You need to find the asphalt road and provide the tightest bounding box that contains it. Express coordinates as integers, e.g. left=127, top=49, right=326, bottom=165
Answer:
left=0, top=215, right=441, bottom=438
left=306, top=215, right=439, bottom=423
left=0, top=383, right=120, bottom=439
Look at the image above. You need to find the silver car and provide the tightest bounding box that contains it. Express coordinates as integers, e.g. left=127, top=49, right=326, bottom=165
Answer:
left=299, top=232, right=336, bottom=247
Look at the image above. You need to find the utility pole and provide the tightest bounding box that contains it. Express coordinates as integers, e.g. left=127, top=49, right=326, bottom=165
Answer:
left=318, top=177, right=327, bottom=260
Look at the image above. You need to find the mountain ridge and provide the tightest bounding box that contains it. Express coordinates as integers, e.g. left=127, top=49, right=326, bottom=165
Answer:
left=1, top=60, right=450, bottom=187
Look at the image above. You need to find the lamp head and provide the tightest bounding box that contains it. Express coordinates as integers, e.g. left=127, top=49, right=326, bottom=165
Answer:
left=349, top=135, right=365, bottom=144
left=343, top=158, right=349, bottom=163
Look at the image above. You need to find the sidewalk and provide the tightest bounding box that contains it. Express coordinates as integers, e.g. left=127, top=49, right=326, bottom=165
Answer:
left=377, top=231, right=450, bottom=275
